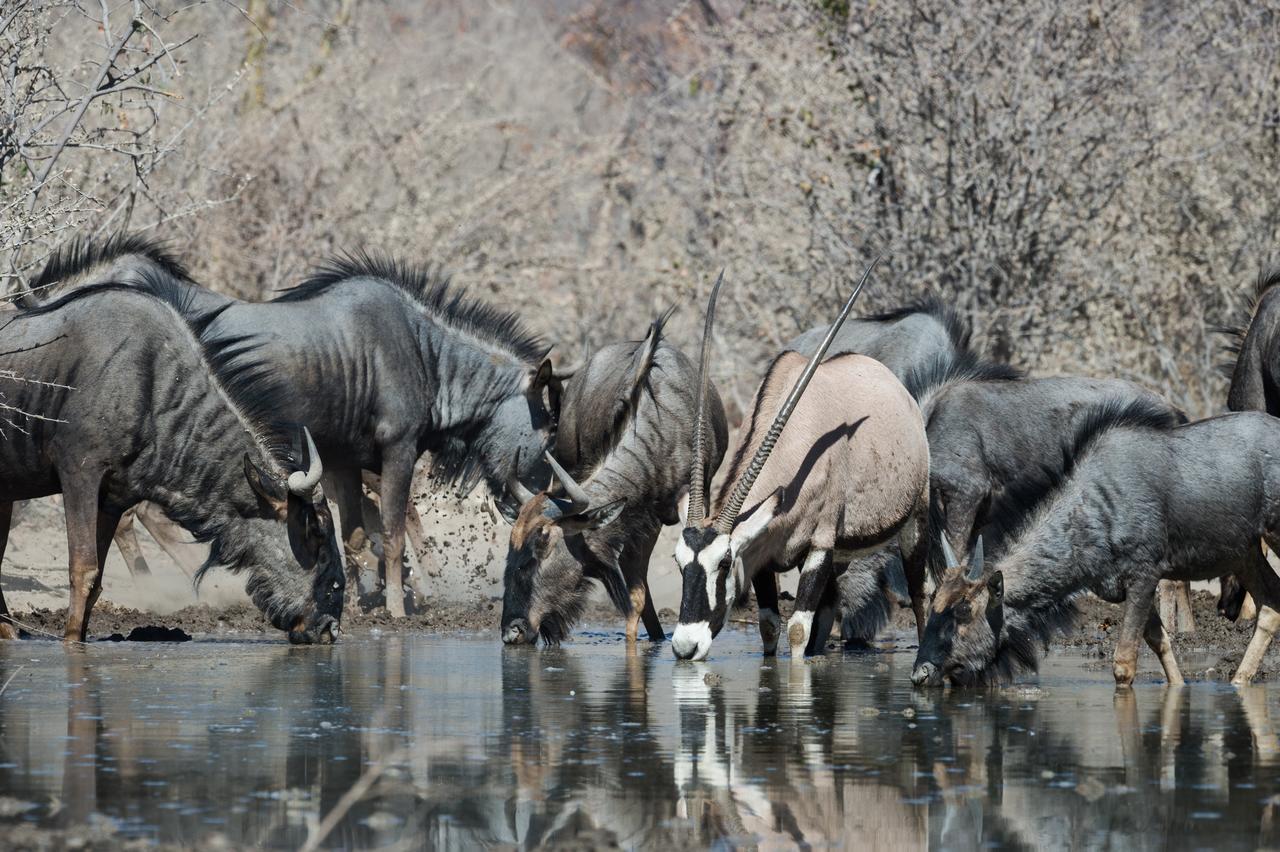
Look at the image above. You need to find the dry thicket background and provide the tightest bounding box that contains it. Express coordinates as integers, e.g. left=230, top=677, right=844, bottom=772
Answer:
left=6, top=0, right=1280, bottom=420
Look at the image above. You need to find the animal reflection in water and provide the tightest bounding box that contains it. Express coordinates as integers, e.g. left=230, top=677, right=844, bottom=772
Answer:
left=4, top=647, right=1280, bottom=848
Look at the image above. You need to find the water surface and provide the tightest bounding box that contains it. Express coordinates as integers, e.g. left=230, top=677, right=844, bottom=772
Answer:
left=1, top=630, right=1278, bottom=849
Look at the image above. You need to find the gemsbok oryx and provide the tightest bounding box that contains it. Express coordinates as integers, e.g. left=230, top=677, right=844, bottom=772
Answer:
left=670, top=261, right=931, bottom=661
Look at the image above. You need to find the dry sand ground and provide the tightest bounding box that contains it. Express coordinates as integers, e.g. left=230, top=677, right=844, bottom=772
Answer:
left=2, top=494, right=1272, bottom=679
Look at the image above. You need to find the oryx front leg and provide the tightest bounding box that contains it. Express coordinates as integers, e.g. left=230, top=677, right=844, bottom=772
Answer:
left=788, top=550, right=833, bottom=658
left=753, top=567, right=782, bottom=656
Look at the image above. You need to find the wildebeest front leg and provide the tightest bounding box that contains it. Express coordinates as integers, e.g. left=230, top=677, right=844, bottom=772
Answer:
left=1113, top=580, right=1158, bottom=687
left=1158, top=580, right=1196, bottom=634
left=379, top=445, right=417, bottom=619
left=0, top=502, right=15, bottom=639
left=753, top=568, right=781, bottom=656
left=1141, top=609, right=1184, bottom=686
left=62, top=481, right=109, bottom=643
left=902, top=492, right=931, bottom=641
left=113, top=508, right=150, bottom=578
left=640, top=579, right=664, bottom=642
left=789, top=550, right=833, bottom=658
left=1232, top=543, right=1280, bottom=684
left=330, top=469, right=373, bottom=609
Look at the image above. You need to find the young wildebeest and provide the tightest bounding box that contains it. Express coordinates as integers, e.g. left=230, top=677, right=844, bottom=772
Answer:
left=0, top=280, right=344, bottom=642
left=911, top=400, right=1280, bottom=688
left=25, top=239, right=559, bottom=618
left=894, top=350, right=1198, bottom=636
left=670, top=265, right=931, bottom=662
left=498, top=311, right=728, bottom=646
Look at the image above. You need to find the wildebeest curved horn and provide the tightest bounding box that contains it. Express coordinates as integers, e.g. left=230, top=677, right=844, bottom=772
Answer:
left=506, top=448, right=537, bottom=505
left=545, top=451, right=590, bottom=514
left=940, top=535, right=961, bottom=571
left=287, top=427, right=323, bottom=496
left=688, top=269, right=725, bottom=526
left=966, top=535, right=986, bottom=582
left=714, top=256, right=881, bottom=534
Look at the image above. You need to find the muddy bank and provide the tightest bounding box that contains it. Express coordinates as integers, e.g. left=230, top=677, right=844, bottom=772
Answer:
left=9, top=591, right=1266, bottom=681
left=9, top=597, right=627, bottom=641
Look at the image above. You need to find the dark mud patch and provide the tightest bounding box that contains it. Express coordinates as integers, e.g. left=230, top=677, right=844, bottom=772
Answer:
left=102, top=625, right=192, bottom=642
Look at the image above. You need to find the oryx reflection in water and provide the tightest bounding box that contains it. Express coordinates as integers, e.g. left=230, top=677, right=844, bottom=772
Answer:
left=3, top=640, right=1280, bottom=848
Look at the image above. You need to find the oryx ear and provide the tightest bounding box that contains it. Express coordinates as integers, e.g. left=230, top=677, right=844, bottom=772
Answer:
left=729, top=488, right=782, bottom=556
left=986, top=571, right=1004, bottom=608
left=557, top=498, right=627, bottom=534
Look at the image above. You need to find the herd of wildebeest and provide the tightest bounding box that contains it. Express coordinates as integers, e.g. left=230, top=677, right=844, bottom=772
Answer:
left=5, top=237, right=1280, bottom=689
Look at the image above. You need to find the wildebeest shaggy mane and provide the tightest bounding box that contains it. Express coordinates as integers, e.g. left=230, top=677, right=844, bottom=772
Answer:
left=24, top=233, right=192, bottom=305
left=275, top=250, right=549, bottom=364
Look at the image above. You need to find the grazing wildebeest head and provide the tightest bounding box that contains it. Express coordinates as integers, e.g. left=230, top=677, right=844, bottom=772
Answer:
left=911, top=537, right=1003, bottom=687
left=499, top=310, right=728, bottom=646
left=236, top=427, right=346, bottom=644
left=498, top=453, right=629, bottom=645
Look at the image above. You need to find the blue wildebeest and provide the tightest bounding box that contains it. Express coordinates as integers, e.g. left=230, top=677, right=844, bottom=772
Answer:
left=1217, top=266, right=1280, bottom=621
left=910, top=357, right=1197, bottom=634
left=911, top=400, right=1280, bottom=688
left=0, top=278, right=343, bottom=642
left=25, top=238, right=560, bottom=618
left=670, top=264, right=932, bottom=662
left=498, top=309, right=728, bottom=645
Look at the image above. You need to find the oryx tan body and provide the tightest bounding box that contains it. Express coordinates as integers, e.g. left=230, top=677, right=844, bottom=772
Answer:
left=713, top=352, right=929, bottom=655
left=721, top=351, right=928, bottom=568
left=670, top=261, right=932, bottom=662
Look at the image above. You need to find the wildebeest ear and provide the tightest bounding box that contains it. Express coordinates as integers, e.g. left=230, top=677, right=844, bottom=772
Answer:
left=729, top=488, right=782, bottom=556
left=558, top=498, right=627, bottom=534
left=493, top=495, right=520, bottom=526
left=986, top=571, right=1004, bottom=606
left=285, top=491, right=321, bottom=570
left=530, top=358, right=554, bottom=391
left=243, top=453, right=286, bottom=506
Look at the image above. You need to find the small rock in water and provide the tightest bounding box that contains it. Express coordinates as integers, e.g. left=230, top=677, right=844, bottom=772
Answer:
left=858, top=706, right=881, bottom=718
left=703, top=672, right=724, bottom=686
left=1076, top=778, right=1106, bottom=802
left=901, top=707, right=916, bottom=719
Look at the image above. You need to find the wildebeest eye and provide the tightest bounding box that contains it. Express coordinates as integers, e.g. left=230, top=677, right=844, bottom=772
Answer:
left=954, top=601, right=973, bottom=622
